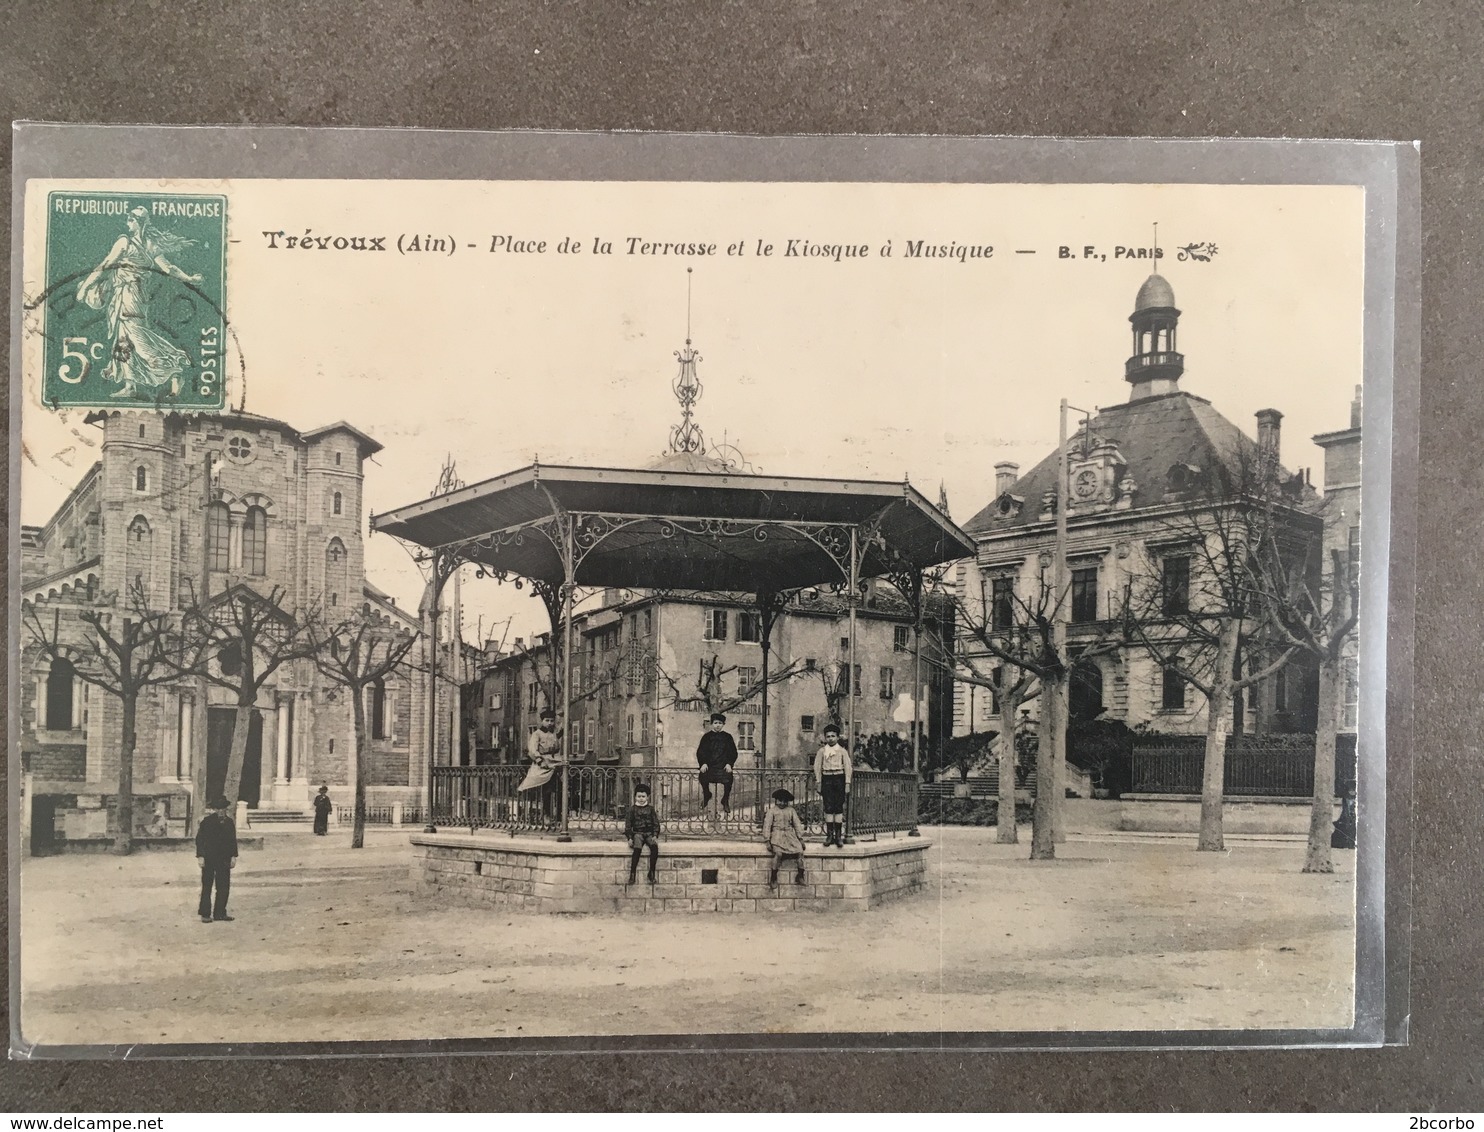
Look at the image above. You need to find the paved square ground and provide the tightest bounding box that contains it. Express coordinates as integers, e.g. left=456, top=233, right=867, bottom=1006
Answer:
left=17, top=825, right=1356, bottom=1046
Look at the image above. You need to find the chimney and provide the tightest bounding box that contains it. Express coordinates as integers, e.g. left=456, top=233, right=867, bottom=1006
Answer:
left=1350, top=384, right=1363, bottom=429
left=1255, top=409, right=1283, bottom=454
left=513, top=636, right=524, bottom=650
left=994, top=461, right=1020, bottom=495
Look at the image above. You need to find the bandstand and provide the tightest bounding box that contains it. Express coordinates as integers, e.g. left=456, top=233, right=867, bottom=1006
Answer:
left=370, top=339, right=974, bottom=912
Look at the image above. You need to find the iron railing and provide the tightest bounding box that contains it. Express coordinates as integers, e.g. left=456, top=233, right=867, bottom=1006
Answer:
left=334, top=804, right=429, bottom=826
left=846, top=772, right=919, bottom=836
left=1126, top=350, right=1184, bottom=376
left=1130, top=735, right=1358, bottom=798
left=428, top=765, right=919, bottom=840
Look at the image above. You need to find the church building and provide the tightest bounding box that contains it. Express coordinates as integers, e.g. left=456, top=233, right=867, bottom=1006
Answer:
left=20, top=410, right=440, bottom=849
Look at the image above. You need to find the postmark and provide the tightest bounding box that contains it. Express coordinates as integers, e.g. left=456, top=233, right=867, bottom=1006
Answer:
left=37, top=191, right=228, bottom=411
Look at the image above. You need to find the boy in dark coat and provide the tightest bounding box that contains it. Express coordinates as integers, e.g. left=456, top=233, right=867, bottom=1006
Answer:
left=695, top=712, right=739, bottom=813
left=625, top=782, right=661, bottom=885
left=195, top=797, right=238, bottom=923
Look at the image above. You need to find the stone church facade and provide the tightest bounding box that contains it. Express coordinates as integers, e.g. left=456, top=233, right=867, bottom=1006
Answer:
left=20, top=410, right=438, bottom=846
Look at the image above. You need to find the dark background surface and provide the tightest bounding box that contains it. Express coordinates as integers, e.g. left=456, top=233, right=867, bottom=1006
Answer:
left=0, top=0, right=1475, bottom=1113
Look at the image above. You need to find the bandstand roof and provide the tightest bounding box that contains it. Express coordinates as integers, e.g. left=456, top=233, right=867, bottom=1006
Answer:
left=371, top=463, right=974, bottom=592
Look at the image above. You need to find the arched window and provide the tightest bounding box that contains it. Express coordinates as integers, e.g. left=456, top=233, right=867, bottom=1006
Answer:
left=332, top=491, right=343, bottom=516
left=45, top=658, right=76, bottom=731
left=242, top=506, right=267, bottom=576
left=370, top=678, right=387, bottom=740
left=326, top=538, right=349, bottom=609
left=134, top=466, right=148, bottom=492
left=207, top=502, right=231, bottom=572
left=125, top=515, right=152, bottom=592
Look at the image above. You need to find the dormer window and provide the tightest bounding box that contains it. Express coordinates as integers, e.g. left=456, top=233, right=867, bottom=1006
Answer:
left=995, top=493, right=1024, bottom=519
left=1166, top=463, right=1203, bottom=492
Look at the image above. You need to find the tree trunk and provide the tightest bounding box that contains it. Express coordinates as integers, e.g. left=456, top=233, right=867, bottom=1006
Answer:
left=113, top=690, right=137, bottom=856
left=221, top=695, right=254, bottom=807
left=996, top=682, right=1019, bottom=845
left=351, top=684, right=369, bottom=849
left=1031, top=693, right=1056, bottom=860
left=1304, top=655, right=1341, bottom=873
left=1197, top=619, right=1241, bottom=852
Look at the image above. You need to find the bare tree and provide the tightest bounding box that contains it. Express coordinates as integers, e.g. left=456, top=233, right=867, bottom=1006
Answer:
left=990, top=663, right=1037, bottom=844
left=308, top=607, right=419, bottom=848
left=184, top=582, right=316, bottom=809
left=654, top=649, right=809, bottom=719
left=1114, top=451, right=1313, bottom=852
left=930, top=569, right=1118, bottom=858
left=23, top=578, right=203, bottom=855
left=1256, top=532, right=1360, bottom=872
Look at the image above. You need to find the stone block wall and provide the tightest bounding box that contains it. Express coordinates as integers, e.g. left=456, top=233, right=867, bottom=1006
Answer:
left=409, top=834, right=931, bottom=914
left=30, top=743, right=86, bottom=782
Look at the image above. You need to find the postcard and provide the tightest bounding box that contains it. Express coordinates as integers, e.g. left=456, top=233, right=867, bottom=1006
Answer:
left=9, top=129, right=1408, bottom=1053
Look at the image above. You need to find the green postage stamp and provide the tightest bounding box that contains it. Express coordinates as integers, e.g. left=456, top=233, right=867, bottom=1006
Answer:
left=39, top=191, right=228, bottom=411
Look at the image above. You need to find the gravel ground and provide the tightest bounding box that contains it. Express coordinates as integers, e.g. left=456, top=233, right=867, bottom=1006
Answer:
left=17, top=825, right=1356, bottom=1046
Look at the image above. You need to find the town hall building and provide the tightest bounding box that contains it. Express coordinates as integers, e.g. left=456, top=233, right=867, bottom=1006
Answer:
left=956, top=271, right=1326, bottom=741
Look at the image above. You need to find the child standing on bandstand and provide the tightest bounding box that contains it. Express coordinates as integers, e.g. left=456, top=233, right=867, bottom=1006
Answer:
left=813, top=721, right=854, bottom=848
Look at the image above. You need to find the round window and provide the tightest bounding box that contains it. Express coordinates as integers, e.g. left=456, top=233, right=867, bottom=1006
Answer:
left=226, top=435, right=254, bottom=462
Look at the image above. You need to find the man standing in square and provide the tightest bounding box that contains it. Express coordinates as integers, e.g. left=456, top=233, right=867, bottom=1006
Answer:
left=195, top=797, right=238, bottom=923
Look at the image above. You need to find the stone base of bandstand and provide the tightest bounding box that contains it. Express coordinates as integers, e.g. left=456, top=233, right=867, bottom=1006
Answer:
left=409, top=832, right=932, bottom=913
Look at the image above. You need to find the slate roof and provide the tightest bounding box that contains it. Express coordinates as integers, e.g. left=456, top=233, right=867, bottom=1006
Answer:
left=963, top=391, right=1304, bottom=536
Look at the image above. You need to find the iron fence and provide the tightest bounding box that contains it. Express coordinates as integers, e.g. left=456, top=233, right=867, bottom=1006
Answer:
left=846, top=772, right=918, bottom=836
left=428, top=765, right=918, bottom=840
left=334, top=804, right=428, bottom=826
left=1131, top=734, right=1358, bottom=798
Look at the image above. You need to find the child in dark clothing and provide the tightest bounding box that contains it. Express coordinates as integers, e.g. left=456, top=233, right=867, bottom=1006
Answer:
left=625, top=783, right=661, bottom=885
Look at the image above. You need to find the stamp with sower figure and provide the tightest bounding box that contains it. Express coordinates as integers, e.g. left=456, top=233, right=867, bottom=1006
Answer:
left=40, top=191, right=227, bottom=411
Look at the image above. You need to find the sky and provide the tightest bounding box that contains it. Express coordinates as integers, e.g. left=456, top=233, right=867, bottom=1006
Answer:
left=20, top=178, right=1365, bottom=645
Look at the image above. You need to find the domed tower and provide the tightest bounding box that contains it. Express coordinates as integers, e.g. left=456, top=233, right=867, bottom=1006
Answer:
left=1125, top=272, right=1184, bottom=401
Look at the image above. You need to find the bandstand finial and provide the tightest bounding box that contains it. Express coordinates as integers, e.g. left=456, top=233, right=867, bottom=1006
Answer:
left=668, top=269, right=706, bottom=457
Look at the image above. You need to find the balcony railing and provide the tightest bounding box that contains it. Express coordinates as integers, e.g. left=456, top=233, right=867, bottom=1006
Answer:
left=1125, top=350, right=1185, bottom=377
left=428, top=765, right=918, bottom=840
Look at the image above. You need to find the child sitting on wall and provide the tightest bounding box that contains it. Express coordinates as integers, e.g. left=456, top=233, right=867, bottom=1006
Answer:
left=762, top=787, right=807, bottom=890
left=625, top=782, right=661, bottom=886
